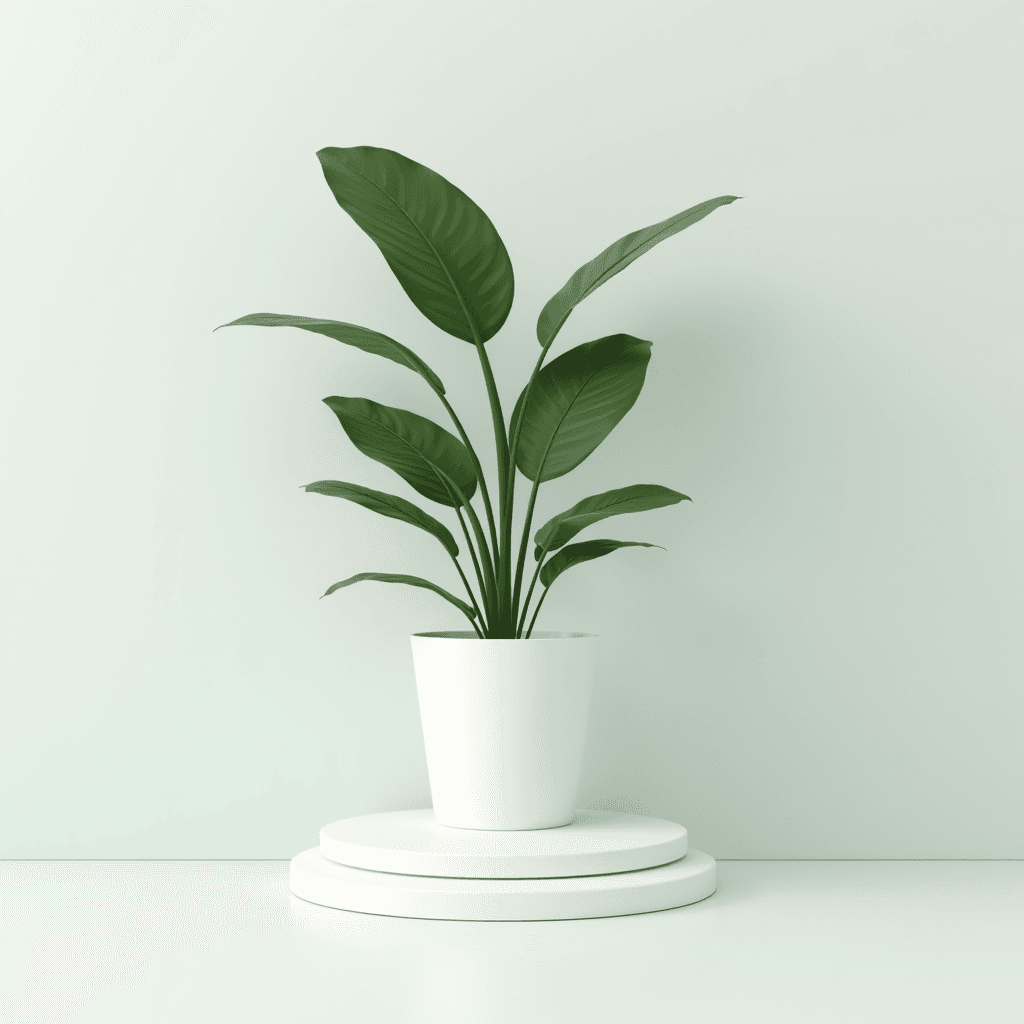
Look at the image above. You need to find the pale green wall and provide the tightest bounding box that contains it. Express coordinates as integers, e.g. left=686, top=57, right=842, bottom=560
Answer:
left=2, top=0, right=1021, bottom=858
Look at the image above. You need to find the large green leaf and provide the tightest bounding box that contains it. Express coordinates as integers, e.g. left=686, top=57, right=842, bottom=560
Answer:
left=324, top=397, right=476, bottom=507
left=539, top=539, right=663, bottom=588
left=317, top=146, right=515, bottom=344
left=217, top=313, right=445, bottom=394
left=534, top=484, right=688, bottom=559
left=322, top=572, right=474, bottom=618
left=304, top=480, right=458, bottom=558
left=536, top=195, right=740, bottom=348
left=512, top=334, right=652, bottom=483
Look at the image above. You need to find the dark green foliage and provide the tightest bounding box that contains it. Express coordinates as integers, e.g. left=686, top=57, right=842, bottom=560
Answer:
left=539, top=539, right=664, bottom=588
left=317, top=147, right=514, bottom=344
left=217, top=313, right=446, bottom=393
left=535, top=195, right=740, bottom=349
left=323, top=397, right=477, bottom=507
left=511, top=335, right=652, bottom=483
left=322, top=573, right=475, bottom=619
left=304, top=480, right=459, bottom=558
left=534, top=485, right=689, bottom=559
left=221, top=145, right=737, bottom=636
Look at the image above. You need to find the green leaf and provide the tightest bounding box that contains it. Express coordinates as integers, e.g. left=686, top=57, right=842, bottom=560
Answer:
left=539, top=540, right=664, bottom=589
left=324, top=396, right=477, bottom=507
left=322, top=572, right=475, bottom=618
left=216, top=313, right=445, bottom=394
left=512, top=334, right=652, bottom=483
left=534, top=484, right=689, bottom=559
left=317, top=146, right=515, bottom=344
left=536, top=195, right=740, bottom=348
left=304, top=480, right=458, bottom=558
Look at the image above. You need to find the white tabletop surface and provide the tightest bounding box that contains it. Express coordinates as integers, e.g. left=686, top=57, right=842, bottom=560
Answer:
left=2, top=860, right=1022, bottom=1023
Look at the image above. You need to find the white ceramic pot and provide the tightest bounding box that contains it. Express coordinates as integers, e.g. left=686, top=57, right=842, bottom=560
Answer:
left=410, top=631, right=598, bottom=831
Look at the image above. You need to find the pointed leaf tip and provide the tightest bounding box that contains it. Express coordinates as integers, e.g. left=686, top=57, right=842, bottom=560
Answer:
left=216, top=313, right=446, bottom=394
left=323, top=396, right=477, bottom=508
left=317, top=146, right=514, bottom=344
left=513, top=335, right=653, bottom=483
left=302, top=479, right=459, bottom=558
left=539, top=539, right=664, bottom=589
left=533, top=484, right=689, bottom=556
left=536, top=194, right=738, bottom=348
left=320, top=571, right=475, bottom=618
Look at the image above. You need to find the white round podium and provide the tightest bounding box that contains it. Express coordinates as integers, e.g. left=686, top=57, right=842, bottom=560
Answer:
left=290, top=809, right=716, bottom=921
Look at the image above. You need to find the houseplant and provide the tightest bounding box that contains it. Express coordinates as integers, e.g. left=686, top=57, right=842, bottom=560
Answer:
left=220, top=146, right=737, bottom=829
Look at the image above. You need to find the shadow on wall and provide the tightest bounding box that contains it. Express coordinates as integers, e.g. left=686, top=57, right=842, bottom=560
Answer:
left=571, top=285, right=803, bottom=854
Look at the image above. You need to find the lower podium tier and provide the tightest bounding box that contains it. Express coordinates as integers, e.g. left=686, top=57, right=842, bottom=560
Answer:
left=289, top=847, right=717, bottom=921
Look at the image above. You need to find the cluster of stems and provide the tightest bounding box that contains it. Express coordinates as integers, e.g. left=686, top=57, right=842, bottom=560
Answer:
left=435, top=332, right=555, bottom=640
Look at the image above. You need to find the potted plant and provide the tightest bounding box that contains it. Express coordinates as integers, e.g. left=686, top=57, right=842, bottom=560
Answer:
left=220, top=147, right=737, bottom=831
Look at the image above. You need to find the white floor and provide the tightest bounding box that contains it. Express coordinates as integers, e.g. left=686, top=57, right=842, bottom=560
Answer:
left=2, top=860, right=1022, bottom=1023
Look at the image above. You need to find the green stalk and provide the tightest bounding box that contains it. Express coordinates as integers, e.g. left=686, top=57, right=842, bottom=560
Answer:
left=503, top=464, right=517, bottom=625
left=507, top=346, right=548, bottom=478
left=511, top=474, right=542, bottom=619
left=460, top=497, right=498, bottom=620
left=500, top=486, right=515, bottom=634
left=430, top=464, right=492, bottom=630
left=452, top=552, right=487, bottom=638
left=419, top=239, right=507, bottom=616
left=452, top=503, right=488, bottom=625
left=510, top=394, right=567, bottom=625
left=473, top=339, right=512, bottom=633
left=448, top=519, right=487, bottom=634
left=504, top=342, right=554, bottom=627
left=515, top=544, right=548, bottom=637
left=441, top=469, right=498, bottom=628
left=436, top=392, right=499, bottom=579
left=447, top=595, right=483, bottom=637
left=524, top=585, right=550, bottom=639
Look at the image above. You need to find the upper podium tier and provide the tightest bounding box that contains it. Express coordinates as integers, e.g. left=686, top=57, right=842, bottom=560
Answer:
left=319, top=809, right=688, bottom=879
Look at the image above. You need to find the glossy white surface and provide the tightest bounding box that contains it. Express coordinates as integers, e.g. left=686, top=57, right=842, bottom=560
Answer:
left=319, top=808, right=688, bottom=877
left=410, top=632, right=597, bottom=830
left=291, top=847, right=715, bottom=920
left=3, top=861, right=1022, bottom=1023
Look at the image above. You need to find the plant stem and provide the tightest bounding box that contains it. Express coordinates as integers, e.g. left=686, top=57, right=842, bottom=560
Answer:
left=438, top=467, right=497, bottom=628
left=459, top=495, right=498, bottom=616
left=453, top=503, right=489, bottom=626
left=431, top=464, right=488, bottom=626
left=506, top=346, right=548, bottom=482
left=524, top=585, right=550, bottom=639
left=473, top=339, right=511, bottom=633
left=449, top=550, right=486, bottom=635
left=511, top=392, right=569, bottom=624
left=453, top=593, right=484, bottom=638
left=511, top=473, right=542, bottom=620
left=437, top=392, right=499, bottom=573
left=505, top=342, right=555, bottom=627
left=516, top=544, right=548, bottom=637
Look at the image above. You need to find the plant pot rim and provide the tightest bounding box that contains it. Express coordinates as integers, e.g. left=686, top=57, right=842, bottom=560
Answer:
left=412, top=630, right=597, bottom=641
